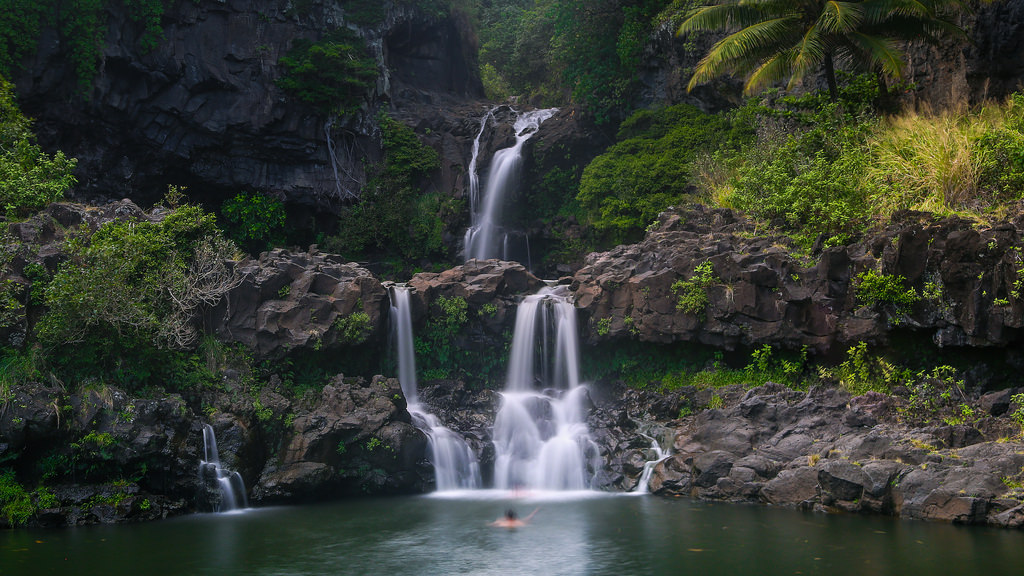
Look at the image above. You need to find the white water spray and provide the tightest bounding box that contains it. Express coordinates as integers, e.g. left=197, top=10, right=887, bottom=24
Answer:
left=199, top=424, right=248, bottom=512
left=390, top=286, right=481, bottom=490
left=464, top=108, right=557, bottom=262
left=492, top=286, right=600, bottom=491
left=633, top=425, right=671, bottom=494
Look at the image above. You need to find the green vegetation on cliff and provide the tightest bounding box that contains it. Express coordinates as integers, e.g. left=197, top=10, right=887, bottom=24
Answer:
left=577, top=102, right=752, bottom=243
left=324, top=113, right=458, bottom=270
left=0, top=0, right=165, bottom=87
left=277, top=28, right=379, bottom=116
left=0, top=77, right=76, bottom=217
left=576, top=75, right=1024, bottom=249
left=478, top=0, right=693, bottom=124
left=37, top=201, right=241, bottom=388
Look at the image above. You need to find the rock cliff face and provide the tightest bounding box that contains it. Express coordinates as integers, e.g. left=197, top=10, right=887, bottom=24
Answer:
left=571, top=206, right=1024, bottom=356
left=211, top=247, right=388, bottom=358
left=13, top=0, right=483, bottom=207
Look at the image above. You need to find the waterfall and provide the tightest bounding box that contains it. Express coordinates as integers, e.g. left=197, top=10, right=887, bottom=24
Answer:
left=633, top=426, right=671, bottom=494
left=492, top=286, right=600, bottom=491
left=467, top=107, right=495, bottom=223
left=464, top=108, right=557, bottom=262
left=199, top=424, right=248, bottom=512
left=390, top=286, right=481, bottom=491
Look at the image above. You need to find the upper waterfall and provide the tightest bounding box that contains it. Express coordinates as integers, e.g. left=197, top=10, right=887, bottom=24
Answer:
left=464, top=107, right=557, bottom=263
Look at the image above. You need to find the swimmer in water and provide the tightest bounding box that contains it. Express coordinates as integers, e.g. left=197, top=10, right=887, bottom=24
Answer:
left=489, top=507, right=538, bottom=528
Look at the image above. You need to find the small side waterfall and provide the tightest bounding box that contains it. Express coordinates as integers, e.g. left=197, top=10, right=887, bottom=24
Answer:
left=390, top=286, right=481, bottom=490
left=492, top=286, right=600, bottom=491
left=464, top=107, right=557, bottom=262
left=633, top=425, right=671, bottom=494
left=199, top=424, right=248, bottom=512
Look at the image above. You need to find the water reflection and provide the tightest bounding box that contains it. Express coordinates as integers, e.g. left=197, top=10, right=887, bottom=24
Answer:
left=3, top=496, right=1024, bottom=576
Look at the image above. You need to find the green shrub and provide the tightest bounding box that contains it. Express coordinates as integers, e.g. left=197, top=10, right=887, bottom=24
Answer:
left=221, top=192, right=286, bottom=252
left=577, top=103, right=752, bottom=244
left=977, top=93, right=1024, bottom=200
left=334, top=311, right=371, bottom=345
left=0, top=468, right=33, bottom=526
left=671, top=261, right=718, bottom=319
left=855, top=270, right=920, bottom=316
left=1011, top=393, right=1024, bottom=435
left=822, top=342, right=907, bottom=396
left=721, top=101, right=874, bottom=245
left=0, top=76, right=76, bottom=217
left=277, top=28, right=378, bottom=116
left=37, top=203, right=239, bottom=389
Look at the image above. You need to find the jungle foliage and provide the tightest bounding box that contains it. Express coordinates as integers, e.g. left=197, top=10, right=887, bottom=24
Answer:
left=0, top=76, right=76, bottom=217
left=0, top=0, right=165, bottom=88
left=577, top=102, right=753, bottom=244
left=324, top=113, right=458, bottom=269
left=477, top=0, right=696, bottom=125
left=277, top=28, right=379, bottom=116
left=35, top=202, right=241, bottom=389
left=577, top=70, right=1024, bottom=249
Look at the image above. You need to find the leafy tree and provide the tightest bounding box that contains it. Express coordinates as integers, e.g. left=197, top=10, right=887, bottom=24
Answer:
left=37, top=203, right=240, bottom=385
left=324, top=114, right=451, bottom=265
left=221, top=192, right=287, bottom=253
left=677, top=0, right=970, bottom=100
left=0, top=76, right=76, bottom=217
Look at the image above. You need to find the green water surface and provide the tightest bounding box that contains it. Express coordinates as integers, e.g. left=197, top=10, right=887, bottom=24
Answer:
left=2, top=493, right=1021, bottom=575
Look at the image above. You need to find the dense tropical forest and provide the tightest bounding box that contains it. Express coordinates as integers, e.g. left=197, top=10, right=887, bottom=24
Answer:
left=2, top=0, right=1024, bottom=530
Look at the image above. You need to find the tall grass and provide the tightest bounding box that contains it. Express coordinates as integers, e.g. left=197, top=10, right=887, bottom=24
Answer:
left=867, top=97, right=1024, bottom=215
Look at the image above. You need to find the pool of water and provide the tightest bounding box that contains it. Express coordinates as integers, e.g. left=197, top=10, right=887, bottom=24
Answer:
left=3, top=492, right=1023, bottom=575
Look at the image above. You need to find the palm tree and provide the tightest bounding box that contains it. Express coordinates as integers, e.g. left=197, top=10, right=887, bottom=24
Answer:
left=677, top=0, right=970, bottom=101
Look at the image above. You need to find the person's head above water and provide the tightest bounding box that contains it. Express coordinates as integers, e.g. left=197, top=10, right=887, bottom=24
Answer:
left=505, top=509, right=517, bottom=520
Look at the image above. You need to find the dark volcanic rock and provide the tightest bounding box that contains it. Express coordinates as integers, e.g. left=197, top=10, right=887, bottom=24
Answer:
left=210, top=247, right=387, bottom=358
left=634, top=382, right=1024, bottom=527
left=253, top=375, right=428, bottom=502
left=13, top=2, right=483, bottom=207
left=572, top=207, right=1024, bottom=354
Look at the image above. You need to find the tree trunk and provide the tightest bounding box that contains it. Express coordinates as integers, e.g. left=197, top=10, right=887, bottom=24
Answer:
left=824, top=52, right=838, bottom=101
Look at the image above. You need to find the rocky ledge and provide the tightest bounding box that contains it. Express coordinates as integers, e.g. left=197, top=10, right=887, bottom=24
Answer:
left=629, top=383, right=1024, bottom=527
left=573, top=205, right=1024, bottom=354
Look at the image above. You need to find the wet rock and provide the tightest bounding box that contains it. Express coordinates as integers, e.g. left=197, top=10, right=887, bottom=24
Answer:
left=762, top=467, right=820, bottom=508
left=818, top=460, right=869, bottom=504
left=252, top=375, right=428, bottom=503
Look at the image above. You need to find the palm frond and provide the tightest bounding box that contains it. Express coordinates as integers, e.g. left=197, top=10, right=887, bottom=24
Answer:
left=746, top=51, right=798, bottom=94
left=677, top=1, right=799, bottom=36
left=819, top=2, right=865, bottom=33
left=791, top=26, right=828, bottom=80
left=847, top=32, right=906, bottom=78
left=688, top=16, right=802, bottom=89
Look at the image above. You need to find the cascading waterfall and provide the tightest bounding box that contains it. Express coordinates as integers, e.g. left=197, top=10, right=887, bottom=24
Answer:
left=633, top=425, right=671, bottom=494
left=466, top=107, right=495, bottom=224
left=464, top=107, right=557, bottom=263
left=199, top=424, right=248, bottom=512
left=492, top=286, right=601, bottom=491
left=390, top=286, right=481, bottom=490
